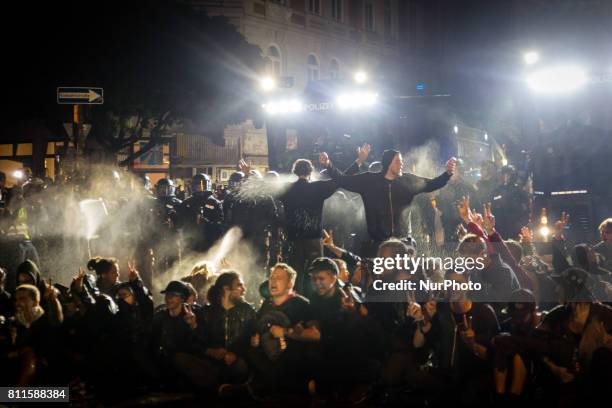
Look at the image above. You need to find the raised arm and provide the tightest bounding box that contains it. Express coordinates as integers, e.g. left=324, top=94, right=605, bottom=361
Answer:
left=411, top=158, right=456, bottom=194
left=319, top=151, right=369, bottom=194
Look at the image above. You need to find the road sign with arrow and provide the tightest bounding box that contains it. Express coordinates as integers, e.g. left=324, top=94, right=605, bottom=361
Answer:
left=57, top=87, right=104, bottom=104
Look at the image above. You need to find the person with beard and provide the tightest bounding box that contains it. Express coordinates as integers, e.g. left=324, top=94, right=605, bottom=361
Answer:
left=593, top=218, right=612, bottom=274
left=178, top=173, right=224, bottom=253
left=87, top=257, right=121, bottom=298
left=319, top=149, right=456, bottom=256
left=248, top=263, right=319, bottom=396
left=201, top=271, right=256, bottom=394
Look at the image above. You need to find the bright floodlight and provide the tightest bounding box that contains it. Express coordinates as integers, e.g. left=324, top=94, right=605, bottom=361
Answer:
left=263, top=99, right=302, bottom=115
left=260, top=77, right=276, bottom=92
left=288, top=99, right=303, bottom=113
left=13, top=169, right=24, bottom=179
left=524, top=51, right=539, bottom=65
left=354, top=71, right=368, bottom=84
left=539, top=225, right=550, bottom=238
left=484, top=133, right=488, bottom=141
left=526, top=66, right=587, bottom=93
left=453, top=125, right=459, bottom=134
left=336, top=91, right=378, bottom=110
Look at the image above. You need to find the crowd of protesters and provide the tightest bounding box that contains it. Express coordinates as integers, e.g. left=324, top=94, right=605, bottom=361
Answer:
left=0, top=145, right=611, bottom=407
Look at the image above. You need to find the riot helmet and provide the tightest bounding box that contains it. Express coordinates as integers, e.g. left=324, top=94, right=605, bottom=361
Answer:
left=265, top=171, right=280, bottom=181
left=228, top=171, right=245, bottom=189
left=156, top=178, right=176, bottom=198
left=191, top=173, right=212, bottom=193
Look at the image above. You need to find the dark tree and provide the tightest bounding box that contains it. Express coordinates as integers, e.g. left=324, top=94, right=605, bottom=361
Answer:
left=2, top=0, right=264, bottom=165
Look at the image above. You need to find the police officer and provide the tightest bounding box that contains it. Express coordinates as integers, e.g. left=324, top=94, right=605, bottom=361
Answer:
left=224, top=170, right=280, bottom=266
left=178, top=173, right=224, bottom=253
left=491, top=165, right=530, bottom=239
left=150, top=178, right=182, bottom=273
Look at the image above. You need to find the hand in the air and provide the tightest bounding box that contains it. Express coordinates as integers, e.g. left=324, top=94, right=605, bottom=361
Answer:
left=127, top=261, right=139, bottom=282
left=446, top=157, right=457, bottom=175
left=319, top=152, right=331, bottom=168
left=356, top=143, right=371, bottom=165
left=457, top=196, right=473, bottom=224
left=482, top=202, right=495, bottom=234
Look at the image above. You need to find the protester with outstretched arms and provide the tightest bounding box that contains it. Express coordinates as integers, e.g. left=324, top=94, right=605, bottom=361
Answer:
left=319, top=147, right=456, bottom=255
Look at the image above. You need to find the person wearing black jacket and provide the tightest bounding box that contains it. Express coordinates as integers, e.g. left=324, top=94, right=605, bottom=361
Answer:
left=201, top=271, right=256, bottom=387
left=178, top=173, right=224, bottom=253
left=278, top=159, right=337, bottom=295
left=151, top=280, right=214, bottom=391
left=319, top=149, right=456, bottom=256
left=114, top=263, right=156, bottom=388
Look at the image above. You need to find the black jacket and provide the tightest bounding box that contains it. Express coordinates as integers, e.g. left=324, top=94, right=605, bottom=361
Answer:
left=201, top=301, right=256, bottom=355
left=151, top=308, right=207, bottom=359
left=178, top=192, right=224, bottom=251
left=326, top=166, right=451, bottom=241
left=279, top=178, right=337, bottom=240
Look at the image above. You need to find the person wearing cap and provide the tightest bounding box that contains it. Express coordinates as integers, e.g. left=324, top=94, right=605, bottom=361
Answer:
left=319, top=147, right=456, bottom=256
left=151, top=280, right=213, bottom=390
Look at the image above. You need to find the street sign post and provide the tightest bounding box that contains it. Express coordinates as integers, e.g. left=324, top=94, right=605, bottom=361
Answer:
left=57, top=87, right=104, bottom=104
left=57, top=87, right=103, bottom=175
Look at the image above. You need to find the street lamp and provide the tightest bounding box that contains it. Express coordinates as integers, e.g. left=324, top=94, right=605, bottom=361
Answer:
left=260, top=76, right=276, bottom=92
left=453, top=125, right=459, bottom=134
left=336, top=91, right=378, bottom=110
left=526, top=65, right=587, bottom=94
left=354, top=71, right=368, bottom=84
left=524, top=51, right=539, bottom=65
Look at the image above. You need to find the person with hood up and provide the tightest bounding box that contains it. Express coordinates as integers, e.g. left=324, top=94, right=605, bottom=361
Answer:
left=319, top=148, right=456, bottom=256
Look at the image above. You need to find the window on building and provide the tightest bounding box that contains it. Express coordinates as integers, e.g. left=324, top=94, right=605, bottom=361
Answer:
left=365, top=2, right=375, bottom=31
left=266, top=45, right=282, bottom=76
left=331, top=0, right=343, bottom=22
left=16, top=143, right=32, bottom=156
left=384, top=0, right=392, bottom=38
left=330, top=58, right=340, bottom=79
left=0, top=144, right=12, bottom=156
left=307, top=54, right=319, bottom=81
left=270, top=0, right=287, bottom=5
left=308, top=0, right=321, bottom=15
